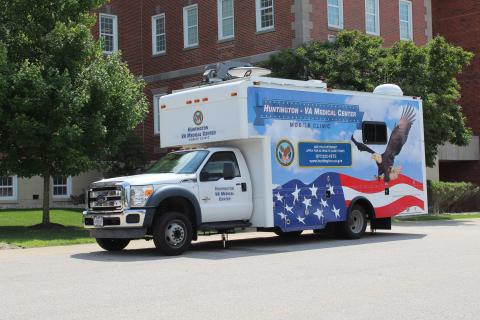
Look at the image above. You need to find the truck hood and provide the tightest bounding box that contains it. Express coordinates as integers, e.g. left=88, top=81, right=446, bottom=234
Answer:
left=93, top=173, right=196, bottom=186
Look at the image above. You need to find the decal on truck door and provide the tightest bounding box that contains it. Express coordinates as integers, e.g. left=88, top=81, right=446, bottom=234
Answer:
left=247, top=87, right=425, bottom=231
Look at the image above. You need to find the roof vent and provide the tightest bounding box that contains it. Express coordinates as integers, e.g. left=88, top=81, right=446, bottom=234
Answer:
left=373, top=84, right=403, bottom=96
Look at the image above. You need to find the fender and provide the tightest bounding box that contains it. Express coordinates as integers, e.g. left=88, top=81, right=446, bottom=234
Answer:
left=144, top=185, right=202, bottom=228
left=348, top=196, right=376, bottom=219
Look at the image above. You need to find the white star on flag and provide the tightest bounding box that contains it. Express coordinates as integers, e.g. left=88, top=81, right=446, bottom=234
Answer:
left=292, top=185, right=301, bottom=203
left=309, top=184, right=318, bottom=198
left=277, top=212, right=288, bottom=221
left=320, top=198, right=329, bottom=208
left=332, top=205, right=341, bottom=219
left=297, top=216, right=306, bottom=225
left=302, top=197, right=312, bottom=215
left=285, top=203, right=293, bottom=213
left=313, top=208, right=324, bottom=222
left=275, top=192, right=283, bottom=202
left=328, top=184, right=335, bottom=195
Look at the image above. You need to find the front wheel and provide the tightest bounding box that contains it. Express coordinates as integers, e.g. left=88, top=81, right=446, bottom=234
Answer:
left=96, top=238, right=130, bottom=251
left=339, top=205, right=367, bottom=239
left=153, top=212, right=193, bottom=256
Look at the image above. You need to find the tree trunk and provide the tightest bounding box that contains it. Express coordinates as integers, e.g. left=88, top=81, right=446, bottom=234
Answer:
left=42, top=171, right=50, bottom=225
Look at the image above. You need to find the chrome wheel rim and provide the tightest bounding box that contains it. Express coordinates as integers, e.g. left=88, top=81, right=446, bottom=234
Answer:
left=165, top=220, right=186, bottom=248
left=348, top=210, right=365, bottom=234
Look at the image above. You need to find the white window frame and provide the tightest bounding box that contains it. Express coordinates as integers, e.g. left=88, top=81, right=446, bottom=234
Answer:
left=218, top=0, right=235, bottom=40
left=52, top=176, right=72, bottom=199
left=152, top=13, right=166, bottom=55
left=327, top=0, right=344, bottom=29
left=0, top=175, right=17, bottom=201
left=255, top=0, right=275, bottom=32
left=183, top=4, right=199, bottom=48
left=153, top=94, right=166, bottom=135
left=99, top=13, right=118, bottom=54
left=399, top=0, right=413, bottom=41
left=365, top=0, right=380, bottom=36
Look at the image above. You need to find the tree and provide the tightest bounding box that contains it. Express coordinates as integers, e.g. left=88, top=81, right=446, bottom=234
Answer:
left=265, top=31, right=473, bottom=167
left=103, top=132, right=148, bottom=179
left=0, top=1, right=148, bottom=225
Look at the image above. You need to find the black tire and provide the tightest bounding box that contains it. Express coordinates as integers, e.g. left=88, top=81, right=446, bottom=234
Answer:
left=274, top=229, right=303, bottom=238
left=153, top=211, right=193, bottom=256
left=339, top=205, right=367, bottom=239
left=96, top=238, right=130, bottom=251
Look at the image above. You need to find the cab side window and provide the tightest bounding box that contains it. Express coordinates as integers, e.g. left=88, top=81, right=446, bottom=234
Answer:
left=200, top=152, right=241, bottom=182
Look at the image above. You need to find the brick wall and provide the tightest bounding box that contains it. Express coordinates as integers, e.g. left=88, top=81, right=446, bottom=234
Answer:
left=92, top=0, right=430, bottom=160
left=310, top=0, right=428, bottom=46
left=432, top=0, right=480, bottom=184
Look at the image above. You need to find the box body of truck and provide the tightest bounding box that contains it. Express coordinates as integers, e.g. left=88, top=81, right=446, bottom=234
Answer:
left=160, top=77, right=427, bottom=232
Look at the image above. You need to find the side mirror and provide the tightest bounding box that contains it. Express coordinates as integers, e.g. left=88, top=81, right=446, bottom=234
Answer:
left=223, top=163, right=235, bottom=180
left=200, top=171, right=209, bottom=182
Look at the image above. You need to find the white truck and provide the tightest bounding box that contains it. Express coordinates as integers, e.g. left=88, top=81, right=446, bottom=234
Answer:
left=83, top=76, right=427, bottom=255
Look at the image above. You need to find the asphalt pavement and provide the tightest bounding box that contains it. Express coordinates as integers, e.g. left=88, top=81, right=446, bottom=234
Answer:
left=1, top=219, right=480, bottom=320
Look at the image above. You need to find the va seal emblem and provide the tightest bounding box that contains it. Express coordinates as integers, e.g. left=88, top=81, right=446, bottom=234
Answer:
left=193, top=110, right=204, bottom=126
left=276, top=140, right=294, bottom=167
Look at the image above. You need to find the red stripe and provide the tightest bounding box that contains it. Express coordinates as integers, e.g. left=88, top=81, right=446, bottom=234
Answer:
left=344, top=197, right=424, bottom=217
left=339, top=174, right=423, bottom=193
left=374, top=196, right=425, bottom=218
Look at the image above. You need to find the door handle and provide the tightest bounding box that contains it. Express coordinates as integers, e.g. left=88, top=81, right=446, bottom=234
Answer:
left=236, top=182, right=247, bottom=192
left=202, top=197, right=211, bottom=201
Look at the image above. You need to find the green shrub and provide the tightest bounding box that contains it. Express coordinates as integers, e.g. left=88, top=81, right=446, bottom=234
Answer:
left=427, top=180, right=480, bottom=214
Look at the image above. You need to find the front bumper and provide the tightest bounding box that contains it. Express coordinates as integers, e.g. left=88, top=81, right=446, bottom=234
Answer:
left=83, top=209, right=147, bottom=229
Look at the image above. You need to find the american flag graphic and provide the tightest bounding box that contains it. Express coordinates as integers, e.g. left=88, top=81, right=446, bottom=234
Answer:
left=273, top=172, right=424, bottom=232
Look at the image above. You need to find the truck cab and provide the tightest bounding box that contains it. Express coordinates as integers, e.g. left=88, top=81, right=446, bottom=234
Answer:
left=84, top=147, right=253, bottom=255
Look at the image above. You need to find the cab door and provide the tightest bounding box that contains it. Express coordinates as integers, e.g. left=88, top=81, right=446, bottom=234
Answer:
left=197, top=151, right=251, bottom=223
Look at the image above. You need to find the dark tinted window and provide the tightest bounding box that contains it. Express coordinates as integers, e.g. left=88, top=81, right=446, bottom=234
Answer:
left=362, top=122, right=387, bottom=144
left=200, top=152, right=240, bottom=181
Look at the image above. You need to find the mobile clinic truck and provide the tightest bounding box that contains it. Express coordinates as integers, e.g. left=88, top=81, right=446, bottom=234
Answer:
left=83, top=74, right=427, bottom=255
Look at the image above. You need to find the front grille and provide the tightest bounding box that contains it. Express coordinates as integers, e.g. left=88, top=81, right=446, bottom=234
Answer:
left=88, top=186, right=123, bottom=213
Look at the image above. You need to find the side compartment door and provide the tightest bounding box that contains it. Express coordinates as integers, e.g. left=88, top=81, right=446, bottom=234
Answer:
left=197, top=151, right=251, bottom=223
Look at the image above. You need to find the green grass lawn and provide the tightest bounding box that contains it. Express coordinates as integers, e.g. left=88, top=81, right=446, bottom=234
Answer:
left=0, top=209, right=94, bottom=248
left=395, top=212, right=480, bottom=222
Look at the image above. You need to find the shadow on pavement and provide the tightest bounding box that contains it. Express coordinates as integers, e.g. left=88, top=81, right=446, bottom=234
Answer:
left=394, top=219, right=480, bottom=227
left=71, top=231, right=426, bottom=262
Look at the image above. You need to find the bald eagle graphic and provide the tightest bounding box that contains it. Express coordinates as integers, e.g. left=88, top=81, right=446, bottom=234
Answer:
left=351, top=106, right=416, bottom=183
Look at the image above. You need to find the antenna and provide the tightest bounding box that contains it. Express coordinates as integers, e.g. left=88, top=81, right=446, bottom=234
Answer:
left=202, top=61, right=271, bottom=84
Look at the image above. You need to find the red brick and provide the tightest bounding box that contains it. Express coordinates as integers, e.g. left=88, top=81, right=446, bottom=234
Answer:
left=92, top=0, right=429, bottom=160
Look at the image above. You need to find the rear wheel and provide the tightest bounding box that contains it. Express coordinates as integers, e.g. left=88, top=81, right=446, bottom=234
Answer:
left=96, top=238, right=130, bottom=251
left=153, top=212, right=193, bottom=256
left=339, top=205, right=367, bottom=239
left=274, top=229, right=303, bottom=238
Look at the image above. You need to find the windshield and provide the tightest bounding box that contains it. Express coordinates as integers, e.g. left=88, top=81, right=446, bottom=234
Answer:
left=145, top=150, right=209, bottom=174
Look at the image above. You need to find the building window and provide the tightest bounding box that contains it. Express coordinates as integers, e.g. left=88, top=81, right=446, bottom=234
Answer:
left=399, top=0, right=413, bottom=41
left=183, top=4, right=199, bottom=48
left=99, top=14, right=118, bottom=53
left=218, top=0, right=234, bottom=40
left=327, top=0, right=343, bottom=29
left=153, top=94, right=166, bottom=135
left=52, top=176, right=72, bottom=198
left=0, top=176, right=17, bottom=200
left=256, top=0, right=274, bottom=32
left=365, top=0, right=380, bottom=35
left=152, top=14, right=166, bottom=55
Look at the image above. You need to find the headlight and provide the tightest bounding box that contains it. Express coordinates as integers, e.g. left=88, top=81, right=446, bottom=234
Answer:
left=130, top=185, right=154, bottom=207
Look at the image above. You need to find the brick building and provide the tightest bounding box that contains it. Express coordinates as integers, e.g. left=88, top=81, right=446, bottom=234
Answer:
left=432, top=0, right=480, bottom=185
left=0, top=0, right=435, bottom=207
left=93, top=0, right=432, bottom=160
